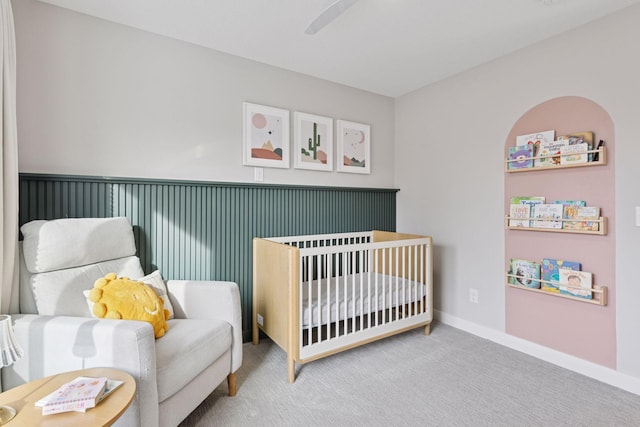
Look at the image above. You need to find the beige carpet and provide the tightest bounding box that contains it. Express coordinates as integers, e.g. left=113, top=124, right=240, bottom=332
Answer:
left=180, top=322, right=640, bottom=426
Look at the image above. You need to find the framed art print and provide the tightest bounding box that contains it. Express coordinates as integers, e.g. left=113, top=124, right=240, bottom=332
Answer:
left=336, top=120, right=370, bottom=174
left=293, top=112, right=333, bottom=171
left=243, top=102, right=290, bottom=168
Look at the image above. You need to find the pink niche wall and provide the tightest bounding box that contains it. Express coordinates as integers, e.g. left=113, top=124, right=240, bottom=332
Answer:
left=504, top=96, right=615, bottom=368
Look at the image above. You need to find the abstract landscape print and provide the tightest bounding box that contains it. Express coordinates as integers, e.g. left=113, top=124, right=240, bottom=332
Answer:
left=337, top=120, right=370, bottom=174
left=294, top=112, right=333, bottom=171
left=243, top=102, right=289, bottom=168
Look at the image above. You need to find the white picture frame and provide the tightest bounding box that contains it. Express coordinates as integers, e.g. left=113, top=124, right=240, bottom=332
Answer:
left=293, top=112, right=333, bottom=171
left=336, top=120, right=370, bottom=174
left=242, top=102, right=290, bottom=169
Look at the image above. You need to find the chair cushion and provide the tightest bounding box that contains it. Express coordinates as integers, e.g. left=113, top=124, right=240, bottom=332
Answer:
left=29, top=256, right=145, bottom=316
left=155, top=318, right=231, bottom=402
left=21, top=217, right=137, bottom=274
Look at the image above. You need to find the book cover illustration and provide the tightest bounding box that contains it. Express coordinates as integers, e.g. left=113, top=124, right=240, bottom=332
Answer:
left=510, top=196, right=545, bottom=208
left=559, top=269, right=593, bottom=299
left=41, top=376, right=108, bottom=415
left=531, top=204, right=564, bottom=229
left=560, top=143, right=589, bottom=165
left=540, top=259, right=581, bottom=292
left=36, top=377, right=124, bottom=412
left=558, top=131, right=594, bottom=161
left=554, top=200, right=586, bottom=207
left=565, top=206, right=601, bottom=231
left=509, top=203, right=531, bottom=227
left=508, top=145, right=534, bottom=170
left=538, top=139, right=569, bottom=167
left=556, top=201, right=587, bottom=229
left=510, top=258, right=541, bottom=289
left=515, top=130, right=554, bottom=166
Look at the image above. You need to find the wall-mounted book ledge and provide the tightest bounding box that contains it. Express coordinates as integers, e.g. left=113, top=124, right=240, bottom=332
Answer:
left=504, top=215, right=607, bottom=235
left=505, top=147, right=606, bottom=173
left=505, top=273, right=607, bottom=306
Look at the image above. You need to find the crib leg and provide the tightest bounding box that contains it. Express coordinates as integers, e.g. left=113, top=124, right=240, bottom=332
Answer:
left=287, top=355, right=295, bottom=383
left=252, top=325, right=259, bottom=345
left=424, top=323, right=431, bottom=336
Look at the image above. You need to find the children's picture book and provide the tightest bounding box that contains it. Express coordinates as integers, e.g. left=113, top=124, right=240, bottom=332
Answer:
left=531, top=204, right=564, bottom=229
left=510, top=196, right=545, bottom=208
left=540, top=259, right=581, bottom=292
left=565, top=206, right=601, bottom=231
left=558, top=131, right=594, bottom=161
left=509, top=204, right=531, bottom=227
left=554, top=200, right=586, bottom=207
left=515, top=130, right=554, bottom=166
left=509, top=197, right=544, bottom=227
left=36, top=377, right=124, bottom=412
left=555, top=201, right=587, bottom=229
left=560, top=143, right=589, bottom=165
left=38, top=376, right=110, bottom=415
left=509, top=258, right=541, bottom=289
left=559, top=269, right=592, bottom=299
left=538, top=139, right=569, bottom=167
left=508, top=145, right=534, bottom=169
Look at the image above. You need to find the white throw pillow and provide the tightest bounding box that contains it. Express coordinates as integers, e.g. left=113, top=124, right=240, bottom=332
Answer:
left=84, top=270, right=174, bottom=320
left=137, top=270, right=175, bottom=320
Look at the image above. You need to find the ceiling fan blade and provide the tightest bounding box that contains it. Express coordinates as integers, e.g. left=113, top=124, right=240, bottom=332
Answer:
left=304, top=0, right=359, bottom=35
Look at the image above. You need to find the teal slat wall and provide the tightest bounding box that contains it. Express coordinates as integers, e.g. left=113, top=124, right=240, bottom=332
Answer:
left=19, top=174, right=398, bottom=341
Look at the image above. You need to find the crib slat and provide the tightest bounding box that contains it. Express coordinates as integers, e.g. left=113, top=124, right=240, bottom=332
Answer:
left=419, top=244, right=424, bottom=314
left=416, top=244, right=420, bottom=315
left=394, top=246, right=398, bottom=322
left=422, top=243, right=426, bottom=314
left=358, top=255, right=362, bottom=332
left=317, top=253, right=322, bottom=344
left=343, top=251, right=348, bottom=337
left=367, top=249, right=372, bottom=330
left=307, top=255, right=312, bottom=343
left=351, top=251, right=356, bottom=335
left=400, top=246, right=407, bottom=319
left=327, top=252, right=332, bottom=340
left=374, top=248, right=379, bottom=327
left=383, top=247, right=387, bottom=325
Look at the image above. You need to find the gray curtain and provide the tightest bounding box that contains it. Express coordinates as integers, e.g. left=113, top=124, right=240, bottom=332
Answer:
left=0, top=0, right=19, bottom=314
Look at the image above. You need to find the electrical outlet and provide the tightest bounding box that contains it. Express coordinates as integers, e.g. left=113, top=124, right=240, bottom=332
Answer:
left=254, top=167, right=264, bottom=182
left=257, top=313, right=264, bottom=327
left=469, top=288, right=479, bottom=304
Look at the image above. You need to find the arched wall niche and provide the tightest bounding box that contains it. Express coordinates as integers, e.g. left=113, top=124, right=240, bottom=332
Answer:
left=504, top=96, right=615, bottom=368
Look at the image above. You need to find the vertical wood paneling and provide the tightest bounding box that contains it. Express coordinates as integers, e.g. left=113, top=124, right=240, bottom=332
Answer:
left=19, top=174, right=397, bottom=341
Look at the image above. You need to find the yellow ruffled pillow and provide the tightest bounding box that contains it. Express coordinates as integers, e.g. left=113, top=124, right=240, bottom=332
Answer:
left=88, top=273, right=170, bottom=338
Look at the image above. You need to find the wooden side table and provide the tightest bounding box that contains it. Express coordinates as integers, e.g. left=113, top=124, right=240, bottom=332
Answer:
left=0, top=367, right=135, bottom=426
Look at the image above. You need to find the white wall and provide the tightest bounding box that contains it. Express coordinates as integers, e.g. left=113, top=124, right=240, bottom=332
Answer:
left=12, top=0, right=395, bottom=188
left=395, top=5, right=640, bottom=378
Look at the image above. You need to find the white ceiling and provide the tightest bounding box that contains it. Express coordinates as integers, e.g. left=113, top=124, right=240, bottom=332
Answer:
left=37, top=0, right=640, bottom=97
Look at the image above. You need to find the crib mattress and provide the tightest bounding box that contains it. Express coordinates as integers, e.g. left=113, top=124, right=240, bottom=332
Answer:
left=300, top=272, right=427, bottom=328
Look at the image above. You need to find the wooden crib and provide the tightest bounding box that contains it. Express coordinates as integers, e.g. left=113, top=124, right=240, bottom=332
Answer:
left=253, top=230, right=433, bottom=383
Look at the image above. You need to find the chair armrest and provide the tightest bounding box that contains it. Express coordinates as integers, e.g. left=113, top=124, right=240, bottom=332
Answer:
left=2, top=314, right=159, bottom=427
left=167, top=280, right=243, bottom=373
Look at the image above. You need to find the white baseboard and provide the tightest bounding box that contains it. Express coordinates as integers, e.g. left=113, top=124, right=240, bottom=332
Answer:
left=435, top=309, right=640, bottom=396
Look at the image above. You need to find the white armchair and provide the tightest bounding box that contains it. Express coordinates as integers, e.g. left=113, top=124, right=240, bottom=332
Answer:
left=2, top=217, right=242, bottom=427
